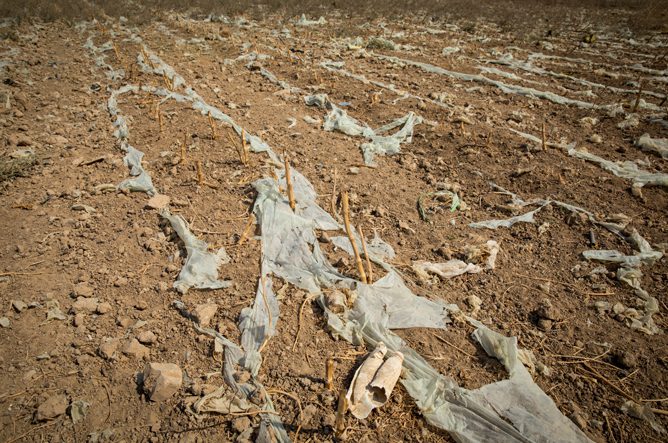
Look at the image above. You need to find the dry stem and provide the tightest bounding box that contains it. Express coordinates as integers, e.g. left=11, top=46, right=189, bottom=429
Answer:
left=241, top=129, right=249, bottom=164
left=357, top=225, right=373, bottom=283
left=196, top=161, right=204, bottom=186
left=342, top=192, right=367, bottom=284
left=292, top=293, right=314, bottom=351
left=284, top=156, right=296, bottom=211
left=326, top=358, right=335, bottom=391
left=334, top=389, right=348, bottom=438
left=208, top=113, right=217, bottom=140
left=237, top=214, right=256, bottom=245
left=541, top=123, right=546, bottom=150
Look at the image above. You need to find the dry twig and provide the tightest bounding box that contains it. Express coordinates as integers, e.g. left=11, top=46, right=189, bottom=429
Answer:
left=342, top=192, right=367, bottom=284
left=284, top=156, right=296, bottom=211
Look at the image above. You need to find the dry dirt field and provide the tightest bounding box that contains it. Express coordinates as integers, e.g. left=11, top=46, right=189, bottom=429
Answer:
left=0, top=2, right=667, bottom=442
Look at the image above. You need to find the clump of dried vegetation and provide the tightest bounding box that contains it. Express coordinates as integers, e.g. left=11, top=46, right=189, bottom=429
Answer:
left=0, top=153, right=37, bottom=186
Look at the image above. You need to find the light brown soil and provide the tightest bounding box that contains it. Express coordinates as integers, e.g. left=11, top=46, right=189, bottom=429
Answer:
left=0, top=9, right=666, bottom=443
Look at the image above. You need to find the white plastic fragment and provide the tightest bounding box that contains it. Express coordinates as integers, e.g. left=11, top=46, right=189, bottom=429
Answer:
left=295, top=14, right=326, bottom=26
left=161, top=210, right=231, bottom=294
left=413, top=260, right=482, bottom=279
left=305, top=94, right=422, bottom=165
left=621, top=401, right=666, bottom=433
left=636, top=133, right=668, bottom=159
left=346, top=342, right=404, bottom=419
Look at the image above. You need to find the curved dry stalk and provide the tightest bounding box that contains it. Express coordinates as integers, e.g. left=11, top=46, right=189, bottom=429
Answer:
left=284, top=157, right=296, bottom=211
left=266, top=388, right=304, bottom=442
left=292, top=293, right=314, bottom=351
left=357, top=225, right=373, bottom=284
left=342, top=192, right=367, bottom=284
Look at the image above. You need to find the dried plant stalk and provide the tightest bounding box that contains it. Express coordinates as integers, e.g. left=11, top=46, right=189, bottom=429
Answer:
left=241, top=129, right=249, bottom=164
left=226, top=131, right=244, bottom=164
left=334, top=389, right=348, bottom=438
left=631, top=79, right=642, bottom=113
left=237, top=214, right=256, bottom=245
left=181, top=133, right=188, bottom=164
left=330, top=167, right=338, bottom=217
left=196, top=161, right=204, bottom=186
left=112, top=41, right=121, bottom=62
left=541, top=123, right=546, bottom=150
left=460, top=121, right=465, bottom=135
left=357, top=225, right=373, bottom=284
left=208, top=113, right=217, bottom=140
left=326, top=358, right=335, bottom=391
left=257, top=276, right=273, bottom=353
left=284, top=156, right=296, bottom=211
left=342, top=192, right=368, bottom=284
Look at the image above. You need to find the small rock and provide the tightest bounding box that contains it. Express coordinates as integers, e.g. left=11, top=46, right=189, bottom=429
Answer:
left=68, top=400, right=90, bottom=424
left=398, top=220, right=415, bottom=235
left=73, top=283, right=94, bottom=297
left=98, top=338, right=120, bottom=360
left=11, top=300, right=27, bottom=313
left=536, top=299, right=561, bottom=321
left=36, top=394, right=68, bottom=421
left=142, top=362, right=183, bottom=402
left=302, top=404, right=318, bottom=426
left=134, top=300, right=148, bottom=311
left=588, top=134, right=602, bottom=144
left=45, top=135, right=69, bottom=147
left=113, top=277, right=128, bottom=287
left=137, top=330, right=157, bottom=345
left=349, top=166, right=360, bottom=175
left=194, top=303, right=218, bottom=327
left=121, top=338, right=150, bottom=360
left=96, top=303, right=112, bottom=315
left=372, top=206, right=387, bottom=217
left=73, top=313, right=85, bottom=327
left=146, top=194, right=170, bottom=210
left=538, top=318, right=553, bottom=331
left=0, top=317, right=10, bottom=328
left=72, top=297, right=98, bottom=313
left=232, top=417, right=251, bottom=433
left=465, top=295, right=482, bottom=315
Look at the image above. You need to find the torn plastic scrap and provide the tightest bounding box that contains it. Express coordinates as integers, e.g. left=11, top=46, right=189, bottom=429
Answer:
left=161, top=210, right=232, bottom=294
left=636, top=133, right=668, bottom=159
left=305, top=94, right=422, bottom=165
left=346, top=342, right=404, bottom=419
left=413, top=260, right=482, bottom=279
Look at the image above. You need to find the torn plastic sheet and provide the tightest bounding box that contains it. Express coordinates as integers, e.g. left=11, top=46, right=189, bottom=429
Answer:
left=325, top=296, right=591, bottom=443
left=346, top=342, right=404, bottom=419
left=305, top=94, right=422, bottom=165
left=621, top=401, right=666, bottom=434
left=331, top=232, right=396, bottom=262
left=320, top=60, right=453, bottom=110
left=295, top=14, right=326, bottom=26
left=374, top=53, right=614, bottom=110
left=248, top=61, right=302, bottom=94
left=413, top=240, right=499, bottom=279
left=161, top=210, right=232, bottom=294
left=637, top=133, right=668, bottom=159
left=106, top=85, right=157, bottom=195
left=490, top=53, right=665, bottom=99
left=509, top=129, right=668, bottom=190
left=239, top=276, right=279, bottom=376
left=83, top=36, right=124, bottom=80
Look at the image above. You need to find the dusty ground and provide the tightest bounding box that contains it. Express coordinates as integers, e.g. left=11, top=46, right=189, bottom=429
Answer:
left=0, top=6, right=667, bottom=443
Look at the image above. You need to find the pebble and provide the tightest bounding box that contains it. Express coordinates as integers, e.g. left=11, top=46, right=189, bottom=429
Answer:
left=114, top=277, right=128, bottom=287
left=96, top=302, right=112, bottom=314
left=0, top=317, right=10, bottom=328
left=36, top=394, right=68, bottom=421
left=73, top=283, right=94, bottom=297
left=194, top=303, right=218, bottom=327
left=121, top=338, right=150, bottom=360
left=11, top=300, right=27, bottom=312
left=137, top=330, right=157, bottom=345
left=72, top=297, right=99, bottom=313
left=143, top=362, right=183, bottom=402
left=98, top=338, right=120, bottom=360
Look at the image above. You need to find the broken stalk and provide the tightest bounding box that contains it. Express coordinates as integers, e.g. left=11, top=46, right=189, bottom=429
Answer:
left=237, top=214, right=256, bottom=245
left=541, top=123, right=546, bottom=150
left=326, top=358, right=335, bottom=391
left=241, top=129, right=249, bottom=165
left=631, top=79, right=642, bottom=113
left=284, top=156, right=296, bottom=211
left=342, top=192, right=368, bottom=284
left=196, top=161, right=204, bottom=186
left=180, top=133, right=188, bottom=164
left=357, top=225, right=373, bottom=284
left=208, top=113, right=217, bottom=140
left=334, top=389, right=347, bottom=438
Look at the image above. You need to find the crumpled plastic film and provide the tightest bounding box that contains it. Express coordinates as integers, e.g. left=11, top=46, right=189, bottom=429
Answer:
left=295, top=14, right=326, bottom=26
left=106, top=84, right=158, bottom=194
left=161, top=210, right=232, bottom=294
left=239, top=277, right=280, bottom=376
left=374, top=53, right=607, bottom=110
left=305, top=94, right=423, bottom=166
left=636, top=133, right=668, bottom=159
left=413, top=260, right=482, bottom=279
